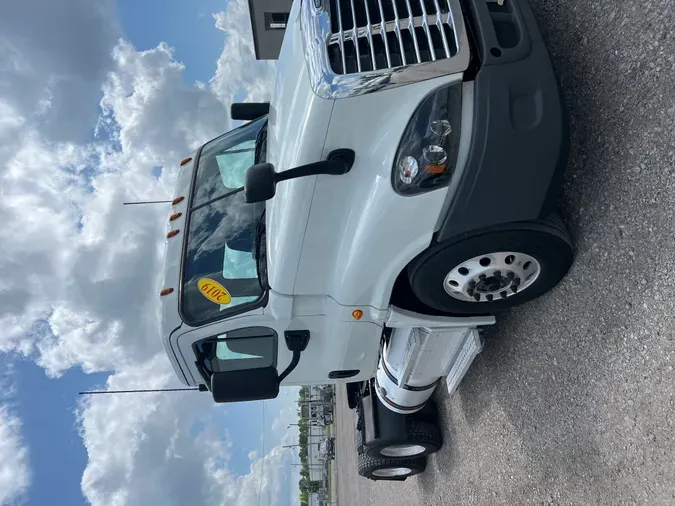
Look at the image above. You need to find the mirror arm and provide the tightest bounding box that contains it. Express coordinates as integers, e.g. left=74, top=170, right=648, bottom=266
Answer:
left=275, top=149, right=355, bottom=182
left=278, top=350, right=301, bottom=383
left=278, top=330, right=310, bottom=383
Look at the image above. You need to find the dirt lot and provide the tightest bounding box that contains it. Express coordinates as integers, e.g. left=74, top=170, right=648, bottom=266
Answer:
left=336, top=0, right=675, bottom=504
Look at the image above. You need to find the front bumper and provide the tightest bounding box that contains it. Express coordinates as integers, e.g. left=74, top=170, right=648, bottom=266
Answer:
left=436, top=0, right=568, bottom=241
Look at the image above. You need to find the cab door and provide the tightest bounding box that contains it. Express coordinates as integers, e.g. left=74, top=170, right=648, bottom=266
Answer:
left=174, top=313, right=295, bottom=387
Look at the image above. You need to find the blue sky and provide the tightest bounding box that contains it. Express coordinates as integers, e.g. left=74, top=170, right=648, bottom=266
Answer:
left=0, top=0, right=290, bottom=505
left=116, top=0, right=226, bottom=84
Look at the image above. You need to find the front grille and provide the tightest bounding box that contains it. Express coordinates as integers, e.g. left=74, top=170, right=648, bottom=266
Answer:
left=327, top=0, right=459, bottom=75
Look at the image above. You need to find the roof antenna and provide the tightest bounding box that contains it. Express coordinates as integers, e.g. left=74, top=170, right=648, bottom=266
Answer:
left=123, top=200, right=173, bottom=205
left=79, top=385, right=208, bottom=395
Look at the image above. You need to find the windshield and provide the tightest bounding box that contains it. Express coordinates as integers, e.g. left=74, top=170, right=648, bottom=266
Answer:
left=193, top=327, right=277, bottom=381
left=181, top=117, right=268, bottom=325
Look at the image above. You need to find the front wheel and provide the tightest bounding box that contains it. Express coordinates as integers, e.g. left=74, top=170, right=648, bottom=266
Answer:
left=408, top=214, right=574, bottom=314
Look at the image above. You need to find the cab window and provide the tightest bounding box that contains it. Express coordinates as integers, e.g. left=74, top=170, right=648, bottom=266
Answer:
left=181, top=117, right=267, bottom=325
left=192, top=327, right=277, bottom=380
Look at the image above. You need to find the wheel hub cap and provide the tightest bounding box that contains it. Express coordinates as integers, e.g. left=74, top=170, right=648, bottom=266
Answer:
left=372, top=467, right=412, bottom=478
left=380, top=444, right=426, bottom=457
left=443, top=251, right=541, bottom=302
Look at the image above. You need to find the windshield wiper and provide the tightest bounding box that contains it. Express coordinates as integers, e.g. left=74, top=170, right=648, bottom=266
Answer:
left=254, top=121, right=268, bottom=164
left=190, top=186, right=244, bottom=212
left=252, top=209, right=267, bottom=288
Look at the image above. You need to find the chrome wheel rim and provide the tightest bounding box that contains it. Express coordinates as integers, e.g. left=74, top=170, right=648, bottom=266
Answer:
left=372, top=467, right=413, bottom=478
left=380, top=444, right=426, bottom=458
left=443, top=251, right=541, bottom=302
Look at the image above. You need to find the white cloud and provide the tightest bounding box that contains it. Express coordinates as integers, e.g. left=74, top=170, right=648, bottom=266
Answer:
left=0, top=0, right=120, bottom=142
left=79, top=355, right=296, bottom=506
left=0, top=405, right=31, bottom=505
left=0, top=0, right=299, bottom=505
left=211, top=6, right=277, bottom=109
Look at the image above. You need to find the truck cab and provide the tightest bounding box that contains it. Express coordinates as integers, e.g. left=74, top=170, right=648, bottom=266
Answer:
left=160, top=0, right=573, bottom=479
left=159, top=115, right=383, bottom=400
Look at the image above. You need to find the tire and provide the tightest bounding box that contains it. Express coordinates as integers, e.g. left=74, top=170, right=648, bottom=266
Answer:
left=366, top=419, right=442, bottom=459
left=355, top=428, right=364, bottom=455
left=408, top=214, right=574, bottom=314
left=357, top=452, right=426, bottom=481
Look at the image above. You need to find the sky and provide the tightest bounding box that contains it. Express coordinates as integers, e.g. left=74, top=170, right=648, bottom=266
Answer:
left=0, top=1, right=300, bottom=505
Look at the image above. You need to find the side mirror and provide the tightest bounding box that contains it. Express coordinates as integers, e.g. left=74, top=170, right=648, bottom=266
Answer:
left=231, top=102, right=270, bottom=121
left=210, top=367, right=280, bottom=403
left=243, top=149, right=356, bottom=204
left=209, top=331, right=311, bottom=403
left=244, top=163, right=277, bottom=204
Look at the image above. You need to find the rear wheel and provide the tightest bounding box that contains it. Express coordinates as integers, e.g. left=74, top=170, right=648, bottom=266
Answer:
left=366, top=419, right=442, bottom=459
left=408, top=214, right=573, bottom=314
left=357, top=452, right=426, bottom=481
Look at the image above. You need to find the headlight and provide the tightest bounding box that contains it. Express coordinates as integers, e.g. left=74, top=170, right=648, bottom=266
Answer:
left=392, top=84, right=462, bottom=195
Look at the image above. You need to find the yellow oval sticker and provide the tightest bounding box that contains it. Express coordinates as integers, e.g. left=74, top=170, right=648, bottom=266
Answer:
left=197, top=278, right=232, bottom=305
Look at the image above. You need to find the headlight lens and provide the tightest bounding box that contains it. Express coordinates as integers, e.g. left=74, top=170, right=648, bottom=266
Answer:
left=392, top=84, right=462, bottom=195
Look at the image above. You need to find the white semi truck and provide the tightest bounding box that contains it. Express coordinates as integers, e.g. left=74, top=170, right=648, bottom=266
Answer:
left=160, top=0, right=572, bottom=480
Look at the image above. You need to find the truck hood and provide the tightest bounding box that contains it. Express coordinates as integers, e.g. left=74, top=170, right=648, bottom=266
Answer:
left=264, top=1, right=334, bottom=295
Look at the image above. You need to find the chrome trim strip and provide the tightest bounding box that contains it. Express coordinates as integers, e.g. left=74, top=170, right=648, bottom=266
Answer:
left=300, top=0, right=470, bottom=99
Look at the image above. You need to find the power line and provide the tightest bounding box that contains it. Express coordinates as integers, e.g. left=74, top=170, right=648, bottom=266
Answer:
left=256, top=401, right=266, bottom=506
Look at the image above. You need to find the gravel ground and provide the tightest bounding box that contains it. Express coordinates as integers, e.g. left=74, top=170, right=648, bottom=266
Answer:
left=336, top=0, right=675, bottom=504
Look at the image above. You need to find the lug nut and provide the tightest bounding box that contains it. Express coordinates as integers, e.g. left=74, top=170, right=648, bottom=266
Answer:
left=493, top=271, right=501, bottom=277
left=467, top=288, right=474, bottom=296
left=511, top=286, right=518, bottom=293
left=468, top=281, right=476, bottom=289
left=486, top=294, right=493, bottom=302
left=513, top=277, right=521, bottom=286
left=479, top=274, right=486, bottom=281
left=473, top=293, right=481, bottom=301
left=506, top=272, right=515, bottom=279
left=500, top=291, right=508, bottom=299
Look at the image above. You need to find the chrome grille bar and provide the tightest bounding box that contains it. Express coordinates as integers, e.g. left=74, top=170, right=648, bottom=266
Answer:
left=376, top=0, right=392, bottom=67
left=444, top=0, right=461, bottom=51
left=432, top=0, right=451, bottom=57
left=418, top=0, right=437, bottom=61
left=389, top=0, right=407, bottom=66
left=404, top=0, right=422, bottom=63
left=335, top=0, right=347, bottom=73
left=363, top=0, right=378, bottom=69
left=348, top=0, right=362, bottom=72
